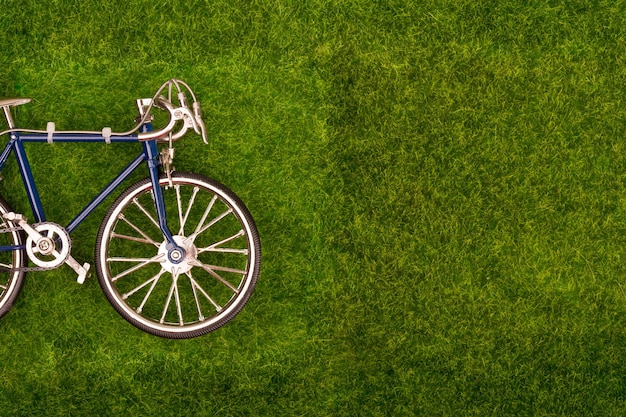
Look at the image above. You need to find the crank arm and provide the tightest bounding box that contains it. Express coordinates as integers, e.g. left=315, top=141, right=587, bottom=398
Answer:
left=2, top=212, right=90, bottom=283
left=3, top=212, right=43, bottom=241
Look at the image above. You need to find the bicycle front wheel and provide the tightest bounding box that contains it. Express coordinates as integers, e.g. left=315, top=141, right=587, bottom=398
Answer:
left=95, top=172, right=261, bottom=338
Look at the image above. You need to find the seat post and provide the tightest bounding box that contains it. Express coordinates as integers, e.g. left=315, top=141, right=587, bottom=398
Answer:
left=1, top=106, right=15, bottom=129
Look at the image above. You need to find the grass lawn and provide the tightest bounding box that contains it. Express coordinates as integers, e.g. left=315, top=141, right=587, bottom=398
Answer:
left=1, top=0, right=626, bottom=415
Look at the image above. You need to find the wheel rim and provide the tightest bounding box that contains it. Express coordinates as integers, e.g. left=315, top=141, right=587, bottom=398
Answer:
left=99, top=176, right=258, bottom=334
left=0, top=203, right=24, bottom=311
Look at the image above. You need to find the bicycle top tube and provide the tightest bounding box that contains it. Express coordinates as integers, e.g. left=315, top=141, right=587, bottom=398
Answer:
left=17, top=132, right=139, bottom=143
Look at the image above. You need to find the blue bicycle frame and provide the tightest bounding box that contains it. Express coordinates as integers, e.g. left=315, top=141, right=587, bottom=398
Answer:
left=0, top=131, right=177, bottom=251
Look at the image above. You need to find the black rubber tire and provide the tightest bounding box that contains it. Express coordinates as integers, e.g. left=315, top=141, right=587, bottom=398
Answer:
left=95, top=172, right=261, bottom=338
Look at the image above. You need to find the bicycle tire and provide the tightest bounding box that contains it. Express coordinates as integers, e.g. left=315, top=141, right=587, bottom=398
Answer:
left=95, top=172, right=261, bottom=338
left=0, top=197, right=27, bottom=319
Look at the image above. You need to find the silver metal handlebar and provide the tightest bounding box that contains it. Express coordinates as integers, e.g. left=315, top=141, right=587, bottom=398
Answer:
left=137, top=96, right=207, bottom=143
left=136, top=97, right=177, bottom=141
left=0, top=79, right=209, bottom=144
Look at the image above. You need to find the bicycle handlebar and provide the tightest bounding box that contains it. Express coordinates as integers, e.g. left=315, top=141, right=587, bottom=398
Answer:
left=137, top=95, right=207, bottom=144
left=0, top=79, right=208, bottom=145
left=136, top=97, right=177, bottom=141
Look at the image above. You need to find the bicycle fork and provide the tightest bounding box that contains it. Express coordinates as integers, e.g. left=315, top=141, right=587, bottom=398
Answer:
left=143, top=140, right=187, bottom=265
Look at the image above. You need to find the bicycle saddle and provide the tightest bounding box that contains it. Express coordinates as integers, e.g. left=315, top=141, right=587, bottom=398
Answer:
left=0, top=98, right=31, bottom=108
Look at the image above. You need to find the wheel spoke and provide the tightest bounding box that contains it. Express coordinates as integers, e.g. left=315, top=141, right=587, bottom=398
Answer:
left=197, top=230, right=248, bottom=255
left=134, top=269, right=167, bottom=313
left=108, top=256, right=163, bottom=262
left=202, top=247, right=249, bottom=254
left=111, top=232, right=157, bottom=246
left=189, top=195, right=217, bottom=242
left=191, top=259, right=240, bottom=294
left=187, top=271, right=222, bottom=316
left=179, top=186, right=200, bottom=236
left=109, top=253, right=164, bottom=282
left=205, top=264, right=247, bottom=275
left=131, top=197, right=160, bottom=231
left=160, top=277, right=176, bottom=323
left=188, top=271, right=204, bottom=320
left=160, top=270, right=183, bottom=325
left=123, top=268, right=165, bottom=300
left=175, top=185, right=184, bottom=235
left=118, top=213, right=160, bottom=247
left=174, top=271, right=183, bottom=325
left=189, top=208, right=233, bottom=243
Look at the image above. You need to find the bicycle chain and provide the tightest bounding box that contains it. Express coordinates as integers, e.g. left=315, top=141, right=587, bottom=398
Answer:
left=0, top=224, right=64, bottom=272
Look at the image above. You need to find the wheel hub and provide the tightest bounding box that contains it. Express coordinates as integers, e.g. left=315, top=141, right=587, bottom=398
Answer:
left=37, top=237, right=54, bottom=255
left=158, top=235, right=197, bottom=274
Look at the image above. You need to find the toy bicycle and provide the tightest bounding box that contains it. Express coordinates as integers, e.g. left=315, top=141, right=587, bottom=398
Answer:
left=0, top=79, right=261, bottom=338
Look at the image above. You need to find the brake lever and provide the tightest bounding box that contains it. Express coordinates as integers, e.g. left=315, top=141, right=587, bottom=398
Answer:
left=174, top=91, right=207, bottom=143
left=193, top=102, right=208, bottom=144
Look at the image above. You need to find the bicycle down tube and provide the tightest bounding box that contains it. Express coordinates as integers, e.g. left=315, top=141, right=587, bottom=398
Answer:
left=0, top=132, right=179, bottom=251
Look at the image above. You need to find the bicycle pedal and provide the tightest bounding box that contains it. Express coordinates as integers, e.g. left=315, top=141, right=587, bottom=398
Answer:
left=76, top=263, right=91, bottom=284
left=65, top=256, right=90, bottom=284
left=2, top=212, right=25, bottom=222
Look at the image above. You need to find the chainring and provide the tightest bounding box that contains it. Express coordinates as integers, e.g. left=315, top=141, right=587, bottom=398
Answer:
left=25, top=222, right=71, bottom=269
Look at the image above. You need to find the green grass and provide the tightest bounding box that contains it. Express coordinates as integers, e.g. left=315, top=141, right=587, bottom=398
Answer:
left=1, top=0, right=626, bottom=415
